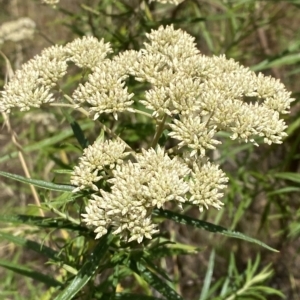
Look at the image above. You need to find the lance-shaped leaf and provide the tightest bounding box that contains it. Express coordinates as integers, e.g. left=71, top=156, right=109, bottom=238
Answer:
left=153, top=209, right=278, bottom=252
left=0, top=214, right=87, bottom=232
left=0, top=170, right=74, bottom=192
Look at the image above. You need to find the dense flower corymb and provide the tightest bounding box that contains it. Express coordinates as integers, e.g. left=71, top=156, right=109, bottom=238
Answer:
left=81, top=147, right=188, bottom=243
left=134, top=25, right=293, bottom=153
left=81, top=146, right=229, bottom=243
left=0, top=24, right=293, bottom=244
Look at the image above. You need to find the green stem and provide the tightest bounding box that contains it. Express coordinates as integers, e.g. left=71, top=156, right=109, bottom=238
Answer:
left=133, top=108, right=153, bottom=118
left=151, top=114, right=167, bottom=148
left=48, top=205, right=80, bottom=225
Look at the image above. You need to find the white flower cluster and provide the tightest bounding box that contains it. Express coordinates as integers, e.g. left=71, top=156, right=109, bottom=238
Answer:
left=72, top=58, right=135, bottom=120
left=65, top=36, right=113, bottom=70
left=70, top=139, right=130, bottom=192
left=0, top=17, right=35, bottom=44
left=81, top=146, right=227, bottom=243
left=0, top=25, right=293, bottom=243
left=0, top=37, right=115, bottom=114
left=130, top=26, right=293, bottom=150
left=0, top=45, right=68, bottom=113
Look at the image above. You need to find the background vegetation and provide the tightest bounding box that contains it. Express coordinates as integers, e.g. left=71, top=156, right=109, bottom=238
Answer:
left=0, top=0, right=300, bottom=299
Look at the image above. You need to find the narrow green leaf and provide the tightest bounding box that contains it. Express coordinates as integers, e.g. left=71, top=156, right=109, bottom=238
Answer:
left=267, top=187, right=300, bottom=196
left=0, top=259, right=62, bottom=288
left=145, top=240, right=202, bottom=260
left=70, top=121, right=89, bottom=149
left=251, top=53, right=300, bottom=71
left=0, top=170, right=74, bottom=192
left=273, top=172, right=300, bottom=184
left=154, top=209, right=278, bottom=252
left=286, top=117, right=300, bottom=136
left=131, top=260, right=183, bottom=300
left=199, top=249, right=215, bottom=300
left=0, top=231, right=62, bottom=262
left=250, top=286, right=285, bottom=297
left=54, top=233, right=114, bottom=300
left=142, top=257, right=172, bottom=282
left=61, top=108, right=89, bottom=149
left=147, top=245, right=202, bottom=259
left=0, top=215, right=87, bottom=232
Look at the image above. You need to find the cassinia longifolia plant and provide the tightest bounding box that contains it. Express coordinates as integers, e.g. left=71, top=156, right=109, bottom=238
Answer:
left=0, top=25, right=294, bottom=244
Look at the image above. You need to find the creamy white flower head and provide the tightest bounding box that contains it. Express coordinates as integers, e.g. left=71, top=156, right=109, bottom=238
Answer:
left=83, top=180, right=158, bottom=242
left=81, top=146, right=190, bottom=242
left=198, top=55, right=294, bottom=117
left=128, top=217, right=159, bottom=243
left=109, top=161, right=151, bottom=197
left=72, top=59, right=134, bottom=120
left=0, top=45, right=68, bottom=113
left=0, top=68, right=54, bottom=113
left=70, top=139, right=130, bottom=192
left=81, top=197, right=111, bottom=239
left=141, top=74, right=202, bottom=117
left=117, top=147, right=191, bottom=207
left=113, top=50, right=140, bottom=75
left=146, top=168, right=189, bottom=207
left=32, top=45, right=69, bottom=87
left=0, top=18, right=35, bottom=44
left=189, top=161, right=228, bottom=212
left=131, top=25, right=204, bottom=118
left=226, top=103, right=287, bottom=145
left=65, top=36, right=112, bottom=70
left=169, top=116, right=221, bottom=157
left=172, top=54, right=293, bottom=146
left=131, top=25, right=199, bottom=87
left=142, top=25, right=199, bottom=74
left=130, top=51, right=170, bottom=84
left=254, top=73, right=294, bottom=114
left=136, top=146, right=190, bottom=177
left=146, top=24, right=198, bottom=57
left=71, top=167, right=102, bottom=193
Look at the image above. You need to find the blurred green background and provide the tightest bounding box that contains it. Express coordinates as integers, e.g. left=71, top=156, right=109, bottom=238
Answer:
left=0, top=0, right=300, bottom=299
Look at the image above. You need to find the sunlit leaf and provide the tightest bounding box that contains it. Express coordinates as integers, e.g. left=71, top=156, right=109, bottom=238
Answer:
left=0, top=170, right=74, bottom=192
left=154, top=209, right=278, bottom=252
left=0, top=215, right=86, bottom=232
